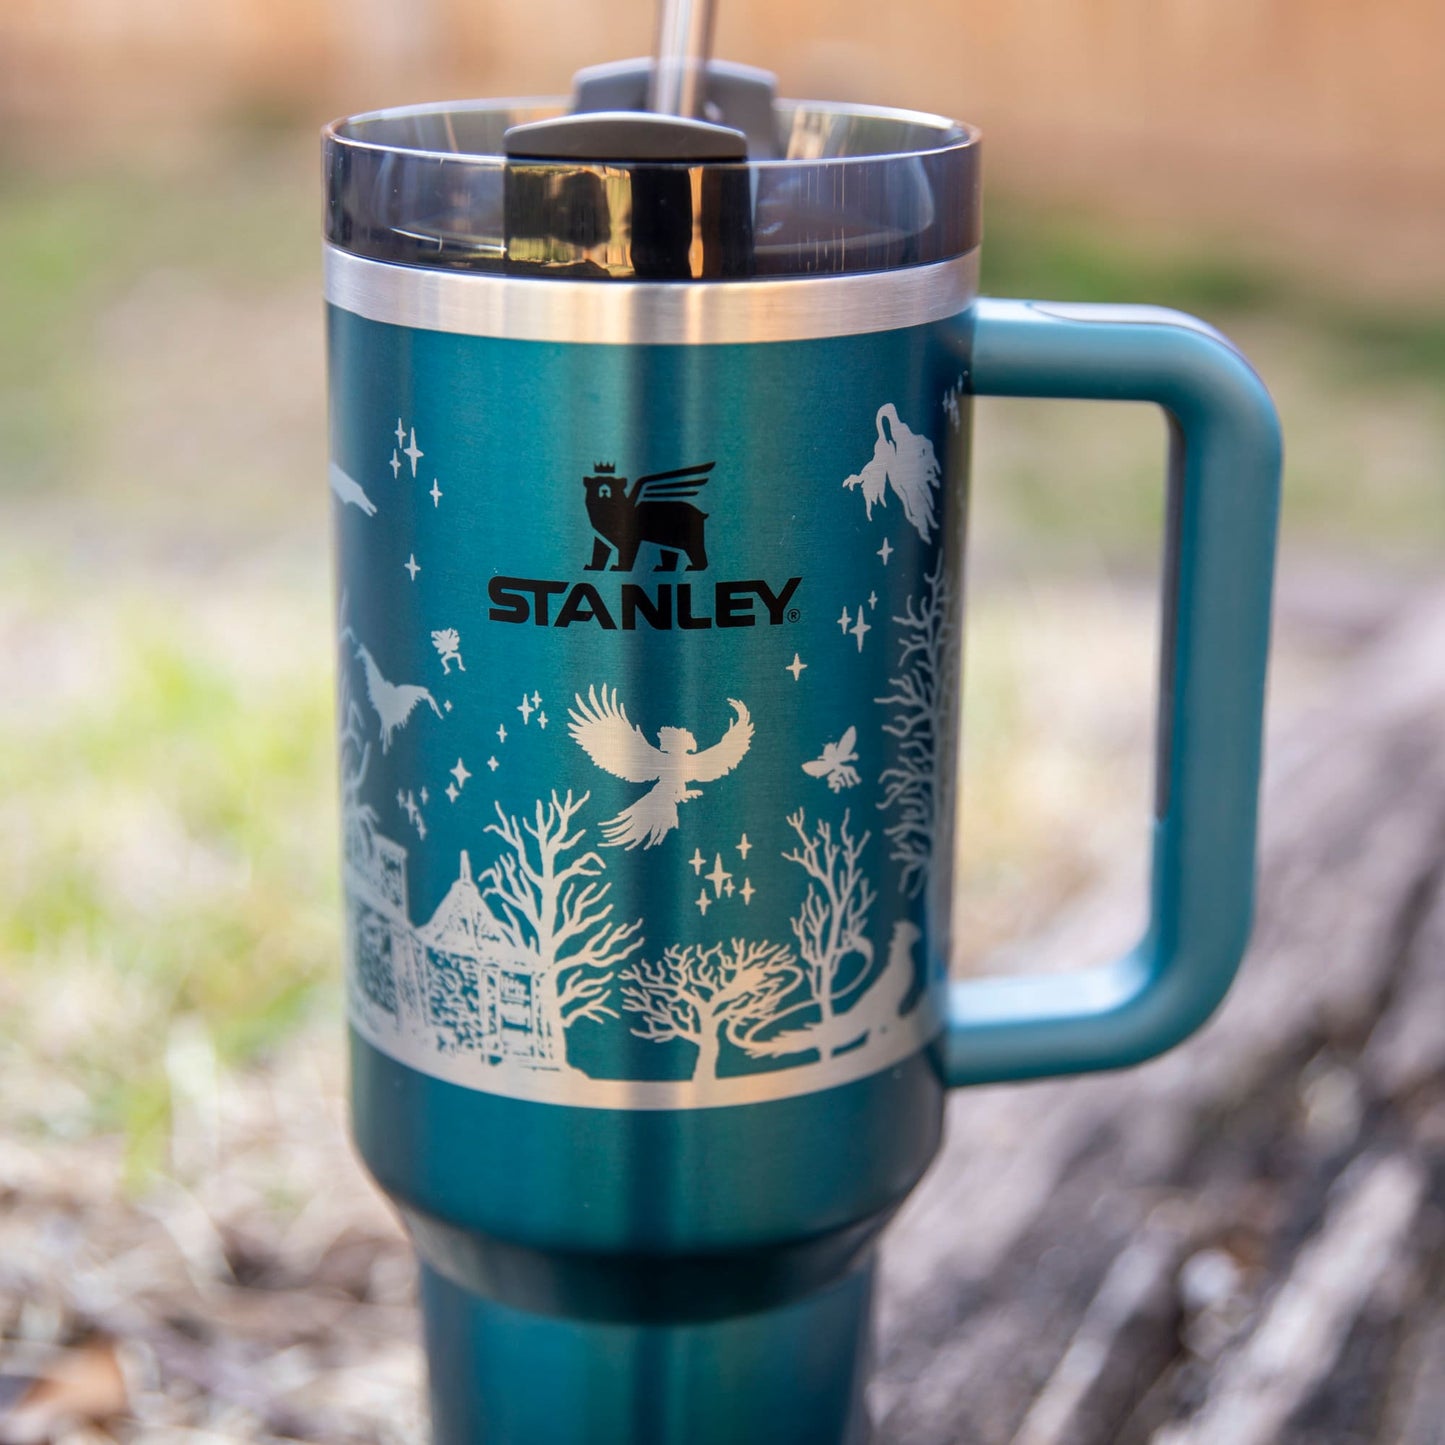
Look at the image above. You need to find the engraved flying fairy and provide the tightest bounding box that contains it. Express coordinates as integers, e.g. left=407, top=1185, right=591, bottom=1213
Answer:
left=354, top=643, right=444, bottom=753
left=431, top=628, right=465, bottom=674
left=843, top=403, right=940, bottom=541
left=802, top=726, right=860, bottom=792
left=568, top=684, right=753, bottom=849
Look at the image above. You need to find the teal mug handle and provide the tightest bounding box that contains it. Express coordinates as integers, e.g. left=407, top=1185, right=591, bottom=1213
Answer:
left=943, top=299, right=1283, bottom=1087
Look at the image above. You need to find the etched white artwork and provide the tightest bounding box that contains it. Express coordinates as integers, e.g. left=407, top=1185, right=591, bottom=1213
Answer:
left=844, top=404, right=941, bottom=542
left=476, top=790, right=645, bottom=1067
left=848, top=607, right=872, bottom=652
left=403, top=427, right=424, bottom=477
left=431, top=628, right=465, bottom=674
left=803, top=727, right=861, bottom=793
left=568, top=685, right=754, bottom=849
left=345, top=784, right=646, bottom=1079
left=705, top=854, right=734, bottom=898
left=621, top=806, right=923, bottom=1082
left=943, top=376, right=965, bottom=432
left=728, top=810, right=878, bottom=1062
left=329, top=462, right=378, bottom=516
left=354, top=643, right=444, bottom=754
left=399, top=788, right=427, bottom=840
left=621, top=940, right=802, bottom=1080
left=875, top=557, right=952, bottom=897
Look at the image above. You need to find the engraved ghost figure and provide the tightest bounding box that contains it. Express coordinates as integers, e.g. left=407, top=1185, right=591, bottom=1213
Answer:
left=843, top=403, right=940, bottom=541
left=568, top=685, right=753, bottom=848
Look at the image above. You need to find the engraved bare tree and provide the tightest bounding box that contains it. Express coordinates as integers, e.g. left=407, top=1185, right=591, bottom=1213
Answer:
left=620, top=940, right=802, bottom=1080
left=481, top=789, right=644, bottom=1068
left=729, top=810, right=878, bottom=1061
left=337, top=605, right=378, bottom=861
left=876, top=555, right=951, bottom=897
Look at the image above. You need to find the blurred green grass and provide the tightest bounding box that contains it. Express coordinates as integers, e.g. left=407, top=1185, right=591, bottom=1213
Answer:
left=0, top=582, right=336, bottom=1178
left=0, top=143, right=1440, bottom=1176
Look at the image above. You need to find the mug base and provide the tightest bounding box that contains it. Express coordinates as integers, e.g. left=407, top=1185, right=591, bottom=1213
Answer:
left=421, top=1254, right=875, bottom=1445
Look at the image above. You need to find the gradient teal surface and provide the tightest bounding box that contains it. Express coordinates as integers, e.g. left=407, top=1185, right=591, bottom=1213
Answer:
left=330, top=296, right=1280, bottom=1444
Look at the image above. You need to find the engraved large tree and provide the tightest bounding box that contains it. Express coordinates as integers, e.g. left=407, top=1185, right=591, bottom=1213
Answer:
left=730, top=810, right=878, bottom=1063
left=876, top=556, right=951, bottom=897
left=337, top=673, right=379, bottom=864
left=782, top=808, right=876, bottom=1033
left=620, top=940, right=801, bottom=1080
left=336, top=604, right=378, bottom=863
left=480, top=789, right=644, bottom=1068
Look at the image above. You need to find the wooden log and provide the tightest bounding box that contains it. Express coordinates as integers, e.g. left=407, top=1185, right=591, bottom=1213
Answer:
left=875, top=589, right=1445, bottom=1444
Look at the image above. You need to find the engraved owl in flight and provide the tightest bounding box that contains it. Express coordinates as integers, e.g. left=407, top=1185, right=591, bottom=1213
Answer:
left=568, top=685, right=754, bottom=849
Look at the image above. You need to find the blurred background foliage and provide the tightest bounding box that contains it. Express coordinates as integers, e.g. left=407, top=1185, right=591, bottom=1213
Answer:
left=0, top=0, right=1441, bottom=1185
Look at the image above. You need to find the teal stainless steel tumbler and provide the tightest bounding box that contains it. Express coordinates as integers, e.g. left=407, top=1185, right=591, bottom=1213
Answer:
left=323, top=39, right=1282, bottom=1445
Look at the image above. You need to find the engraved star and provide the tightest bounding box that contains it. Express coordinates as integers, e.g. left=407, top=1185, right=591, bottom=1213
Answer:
left=404, top=553, right=420, bottom=581
left=444, top=700, right=453, bottom=712
left=723, top=877, right=735, bottom=897
left=497, top=723, right=507, bottom=743
left=396, top=789, right=405, bottom=807
left=877, top=537, right=893, bottom=565
left=390, top=450, right=401, bottom=479
left=531, top=691, right=542, bottom=707
left=837, top=606, right=852, bottom=634
left=706, top=854, right=732, bottom=897
left=404, top=427, right=424, bottom=477
left=785, top=653, right=807, bottom=681
left=430, top=478, right=443, bottom=506
left=537, top=711, right=548, bottom=729
left=868, top=590, right=878, bottom=610
left=696, top=889, right=712, bottom=916
left=736, top=833, right=752, bottom=860
left=740, top=878, right=755, bottom=905
left=689, top=848, right=705, bottom=875
left=518, top=695, right=535, bottom=724
left=849, top=607, right=871, bottom=652
left=487, top=756, right=499, bottom=772
left=419, top=787, right=428, bottom=804
left=395, top=417, right=406, bottom=447
left=450, top=758, right=471, bottom=788
left=446, top=782, right=458, bottom=803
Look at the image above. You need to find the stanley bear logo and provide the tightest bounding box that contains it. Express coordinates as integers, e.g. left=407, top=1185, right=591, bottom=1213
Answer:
left=584, top=462, right=712, bottom=572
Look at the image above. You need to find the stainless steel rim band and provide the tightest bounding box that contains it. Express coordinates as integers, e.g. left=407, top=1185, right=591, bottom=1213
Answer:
left=324, top=245, right=979, bottom=345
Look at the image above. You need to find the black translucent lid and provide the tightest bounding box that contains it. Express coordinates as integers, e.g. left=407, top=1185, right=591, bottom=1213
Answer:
left=324, top=75, right=981, bottom=281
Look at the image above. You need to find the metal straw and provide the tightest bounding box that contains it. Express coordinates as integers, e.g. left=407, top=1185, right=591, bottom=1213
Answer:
left=648, top=0, right=717, bottom=118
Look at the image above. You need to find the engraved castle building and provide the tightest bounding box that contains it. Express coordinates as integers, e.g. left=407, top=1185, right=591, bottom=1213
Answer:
left=343, top=822, right=555, bottom=1069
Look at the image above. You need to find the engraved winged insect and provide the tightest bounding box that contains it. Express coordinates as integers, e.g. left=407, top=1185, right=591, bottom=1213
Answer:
left=802, top=726, right=860, bottom=792
left=843, top=403, right=941, bottom=541
left=354, top=643, right=444, bottom=753
left=568, top=684, right=753, bottom=849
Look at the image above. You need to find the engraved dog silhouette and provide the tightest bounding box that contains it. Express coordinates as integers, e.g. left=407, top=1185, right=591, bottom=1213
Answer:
left=583, top=462, right=713, bottom=572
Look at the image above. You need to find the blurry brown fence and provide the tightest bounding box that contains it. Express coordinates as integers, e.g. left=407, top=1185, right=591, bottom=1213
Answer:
left=2, top=0, right=1442, bottom=277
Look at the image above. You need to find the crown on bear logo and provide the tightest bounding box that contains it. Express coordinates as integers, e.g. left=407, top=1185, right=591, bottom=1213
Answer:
left=592, top=462, right=616, bottom=474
